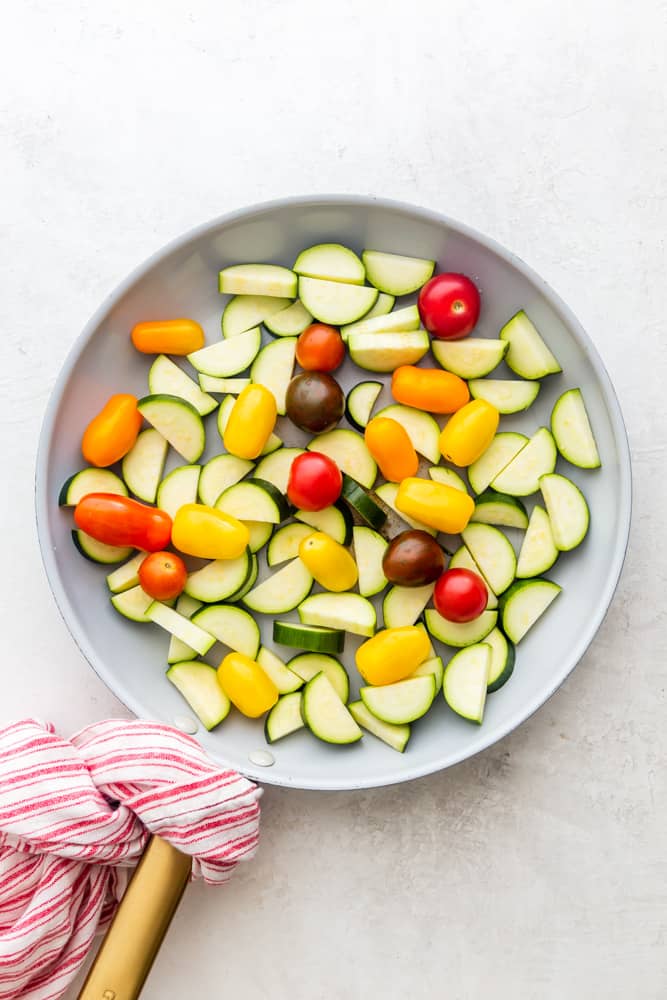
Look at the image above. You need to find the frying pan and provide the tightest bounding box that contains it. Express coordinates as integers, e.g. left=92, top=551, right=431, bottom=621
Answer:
left=35, top=195, right=632, bottom=792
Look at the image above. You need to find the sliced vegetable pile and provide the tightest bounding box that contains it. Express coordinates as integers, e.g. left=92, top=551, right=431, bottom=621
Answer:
left=60, top=243, right=601, bottom=753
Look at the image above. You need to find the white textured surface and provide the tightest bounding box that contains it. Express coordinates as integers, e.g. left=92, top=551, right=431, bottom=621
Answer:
left=1, top=2, right=664, bottom=997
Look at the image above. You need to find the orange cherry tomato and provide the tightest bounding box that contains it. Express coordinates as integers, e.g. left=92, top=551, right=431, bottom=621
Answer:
left=295, top=324, right=345, bottom=372
left=74, top=494, right=172, bottom=551
left=391, top=365, right=469, bottom=414
left=130, top=319, right=205, bottom=355
left=138, top=551, right=187, bottom=600
left=364, top=417, right=419, bottom=483
left=81, top=394, right=142, bottom=468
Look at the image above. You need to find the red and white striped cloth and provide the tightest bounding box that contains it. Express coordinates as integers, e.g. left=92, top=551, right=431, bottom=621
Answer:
left=0, top=718, right=261, bottom=1000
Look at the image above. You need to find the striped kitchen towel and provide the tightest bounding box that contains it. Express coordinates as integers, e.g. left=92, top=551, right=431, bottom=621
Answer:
left=0, top=718, right=261, bottom=1000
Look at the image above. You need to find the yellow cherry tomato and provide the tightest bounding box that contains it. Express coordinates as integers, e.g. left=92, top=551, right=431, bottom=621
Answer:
left=223, top=384, right=277, bottom=460
left=171, top=503, right=249, bottom=559
left=131, top=318, right=205, bottom=355
left=356, top=626, right=431, bottom=686
left=81, top=394, right=142, bottom=467
left=217, top=652, right=278, bottom=717
left=364, top=417, right=419, bottom=483
left=395, top=478, right=474, bottom=534
left=438, top=399, right=499, bottom=467
left=298, top=532, right=358, bottom=592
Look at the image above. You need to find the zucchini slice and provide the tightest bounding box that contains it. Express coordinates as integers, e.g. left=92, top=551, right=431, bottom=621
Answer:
left=348, top=701, right=410, bottom=752
left=221, top=294, right=293, bottom=338
left=299, top=276, right=378, bottom=325
left=301, top=672, right=362, bottom=745
left=340, top=304, right=420, bottom=342
left=383, top=583, right=434, bottom=628
left=344, top=292, right=395, bottom=328
left=499, top=310, right=561, bottom=379
left=187, top=327, right=262, bottom=377
left=491, top=428, right=557, bottom=496
left=156, top=464, right=200, bottom=520
left=462, top=523, right=517, bottom=595
left=500, top=579, right=561, bottom=643
left=256, top=647, right=304, bottom=695
left=424, top=608, right=497, bottom=647
left=428, top=466, right=468, bottom=493
left=242, top=557, right=313, bottom=615
left=121, top=428, right=168, bottom=504
left=267, top=523, right=315, bottom=566
left=551, top=388, right=601, bottom=469
left=184, top=550, right=252, bottom=603
left=307, top=429, right=377, bottom=489
left=295, top=501, right=353, bottom=546
left=218, top=264, right=297, bottom=298
left=216, top=478, right=290, bottom=524
left=137, top=394, right=205, bottom=463
left=148, top=355, right=217, bottom=415
left=539, top=473, right=590, bottom=551
left=110, top=584, right=154, bottom=622
left=73, top=530, right=132, bottom=565
left=146, top=602, right=215, bottom=656
left=484, top=628, right=515, bottom=693
left=353, top=526, right=388, bottom=597
left=198, top=454, right=254, bottom=507
left=516, top=505, right=559, bottom=578
left=264, top=300, right=313, bottom=337
left=167, top=661, right=231, bottom=730
left=254, top=447, right=304, bottom=494
left=470, top=491, right=528, bottom=530
left=294, top=243, right=365, bottom=285
left=287, top=653, right=350, bottom=703
left=198, top=376, right=251, bottom=394
left=264, top=692, right=305, bottom=743
left=347, top=330, right=429, bottom=372
left=345, top=380, right=383, bottom=431
left=360, top=675, right=436, bottom=725
left=191, top=604, right=260, bottom=659
left=106, top=553, right=147, bottom=595
left=250, top=336, right=297, bottom=415
left=341, top=476, right=387, bottom=530
left=228, top=554, right=259, bottom=601
left=431, top=338, right=507, bottom=378
left=167, top=594, right=203, bottom=665
left=468, top=377, right=540, bottom=414
left=468, top=432, right=528, bottom=495
left=273, top=620, right=345, bottom=654
left=361, top=250, right=435, bottom=296
left=59, top=468, right=127, bottom=506
left=409, top=655, right=444, bottom=694
left=298, top=592, right=376, bottom=637
left=443, top=644, right=491, bottom=723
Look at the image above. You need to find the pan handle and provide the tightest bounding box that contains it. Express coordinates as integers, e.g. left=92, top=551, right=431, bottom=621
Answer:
left=77, top=836, right=192, bottom=1000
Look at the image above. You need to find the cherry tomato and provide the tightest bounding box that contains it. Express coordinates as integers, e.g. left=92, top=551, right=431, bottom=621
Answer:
left=138, top=551, right=187, bottom=600
left=285, top=372, right=345, bottom=434
left=418, top=273, right=480, bottom=340
left=74, top=493, right=172, bottom=551
left=433, top=568, right=488, bottom=623
left=287, top=452, right=342, bottom=512
left=296, top=324, right=345, bottom=372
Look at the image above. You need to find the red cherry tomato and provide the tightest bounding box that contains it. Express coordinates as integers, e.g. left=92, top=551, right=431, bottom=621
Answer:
left=138, top=551, right=187, bottom=600
left=433, top=568, right=488, bottom=622
left=418, top=273, right=480, bottom=340
left=295, top=324, right=345, bottom=372
left=287, top=452, right=342, bottom=512
left=74, top=493, right=172, bottom=552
